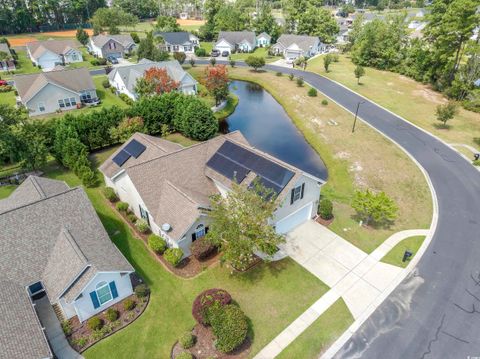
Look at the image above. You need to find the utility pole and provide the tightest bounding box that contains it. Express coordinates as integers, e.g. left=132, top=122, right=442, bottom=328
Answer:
left=352, top=101, right=365, bottom=133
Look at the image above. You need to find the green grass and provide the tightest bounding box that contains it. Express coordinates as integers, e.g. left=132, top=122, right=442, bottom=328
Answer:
left=180, top=24, right=202, bottom=31
left=0, top=185, right=16, bottom=199
left=277, top=299, right=354, bottom=359
left=214, top=93, right=239, bottom=120
left=230, top=47, right=281, bottom=63
left=308, top=54, right=480, bottom=150
left=199, top=41, right=213, bottom=54
left=4, top=50, right=41, bottom=78
left=66, top=47, right=103, bottom=70
left=0, top=90, right=16, bottom=106
left=164, top=133, right=199, bottom=147
left=2, top=150, right=328, bottom=358
left=381, top=235, right=426, bottom=268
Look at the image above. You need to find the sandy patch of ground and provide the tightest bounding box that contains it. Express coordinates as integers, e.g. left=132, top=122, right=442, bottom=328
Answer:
left=8, top=29, right=93, bottom=47
left=9, top=37, right=37, bottom=46
left=177, top=19, right=205, bottom=26
left=412, top=88, right=447, bottom=105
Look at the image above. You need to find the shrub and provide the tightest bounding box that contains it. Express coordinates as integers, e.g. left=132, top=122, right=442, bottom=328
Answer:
left=319, top=198, right=333, bottom=220
left=72, top=337, right=88, bottom=348
left=245, top=56, right=265, bottom=71
left=192, top=288, right=232, bottom=325
left=0, top=85, right=12, bottom=92
left=119, top=93, right=134, bottom=106
left=210, top=57, right=216, bottom=66
left=296, top=76, right=304, bottom=87
left=473, top=159, right=480, bottom=166
left=331, top=53, right=340, bottom=62
left=191, top=237, right=215, bottom=260
left=173, top=51, right=186, bottom=64
left=189, top=58, right=195, bottom=67
left=179, top=332, right=195, bottom=349
left=116, top=201, right=129, bottom=212
left=175, top=353, right=193, bottom=359
left=321, top=99, right=328, bottom=105
left=174, top=97, right=218, bottom=141
left=275, top=71, right=282, bottom=76
left=148, top=234, right=167, bottom=254
left=87, top=316, right=103, bottom=331
left=288, top=73, right=294, bottom=81
left=135, top=218, right=150, bottom=233
left=230, top=59, right=236, bottom=67
left=351, top=189, right=398, bottom=226
left=308, top=88, right=317, bottom=97
left=103, top=187, right=118, bottom=202
left=208, top=303, right=248, bottom=353
left=105, top=308, right=119, bottom=322
left=134, top=284, right=150, bottom=298
left=163, top=248, right=184, bottom=267
left=130, top=32, right=140, bottom=43
left=127, top=213, right=137, bottom=223
left=194, top=47, right=206, bottom=57
left=102, top=79, right=111, bottom=88
left=62, top=320, right=72, bottom=336
left=123, top=299, right=136, bottom=311
left=474, top=138, right=480, bottom=146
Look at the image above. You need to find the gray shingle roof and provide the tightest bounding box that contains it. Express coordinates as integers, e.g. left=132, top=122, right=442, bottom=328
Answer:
left=92, top=34, right=135, bottom=48
left=14, top=68, right=95, bottom=103
left=274, top=34, right=319, bottom=53
left=26, top=39, right=80, bottom=59
left=0, top=176, right=133, bottom=358
left=156, top=31, right=194, bottom=45
left=216, top=31, right=256, bottom=47
left=0, top=43, right=12, bottom=57
left=108, top=59, right=197, bottom=96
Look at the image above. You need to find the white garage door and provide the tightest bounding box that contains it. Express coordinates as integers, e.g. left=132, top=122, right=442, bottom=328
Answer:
left=275, top=202, right=313, bottom=234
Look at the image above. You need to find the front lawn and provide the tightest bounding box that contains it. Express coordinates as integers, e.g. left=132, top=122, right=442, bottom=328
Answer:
left=230, top=47, right=281, bottom=63
left=277, top=299, right=354, bottom=359
left=199, top=41, right=213, bottom=55
left=308, top=54, right=480, bottom=150
left=381, top=235, right=426, bottom=268
left=4, top=50, right=41, bottom=78
left=188, top=66, right=432, bottom=254
left=0, top=89, right=16, bottom=106
left=0, top=151, right=329, bottom=358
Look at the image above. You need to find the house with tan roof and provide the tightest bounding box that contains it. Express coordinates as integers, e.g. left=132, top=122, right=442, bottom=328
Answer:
left=214, top=31, right=258, bottom=54
left=26, top=39, right=83, bottom=71
left=88, top=34, right=136, bottom=59
left=272, top=34, right=326, bottom=61
left=100, top=132, right=324, bottom=258
left=13, top=67, right=98, bottom=116
left=0, top=176, right=134, bottom=359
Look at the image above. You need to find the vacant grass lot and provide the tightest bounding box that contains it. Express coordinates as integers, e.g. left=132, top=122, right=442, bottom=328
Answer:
left=381, top=235, right=426, bottom=268
left=308, top=54, right=480, bottom=150
left=0, top=149, right=330, bottom=358
left=277, top=299, right=354, bottom=359
left=188, top=66, right=432, bottom=253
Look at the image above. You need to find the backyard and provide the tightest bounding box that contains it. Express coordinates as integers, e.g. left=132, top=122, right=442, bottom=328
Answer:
left=188, top=65, right=433, bottom=254
left=308, top=54, right=480, bottom=150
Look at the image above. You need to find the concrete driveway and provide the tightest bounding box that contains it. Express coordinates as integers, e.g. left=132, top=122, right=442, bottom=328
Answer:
left=281, top=221, right=403, bottom=319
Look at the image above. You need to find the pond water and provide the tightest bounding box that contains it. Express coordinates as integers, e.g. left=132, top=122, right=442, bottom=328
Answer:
left=221, top=80, right=328, bottom=180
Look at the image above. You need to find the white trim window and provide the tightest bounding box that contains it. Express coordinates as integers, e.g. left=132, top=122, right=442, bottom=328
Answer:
left=96, top=281, right=113, bottom=305
left=195, top=224, right=206, bottom=240
left=290, top=183, right=305, bottom=204
left=38, top=102, right=45, bottom=112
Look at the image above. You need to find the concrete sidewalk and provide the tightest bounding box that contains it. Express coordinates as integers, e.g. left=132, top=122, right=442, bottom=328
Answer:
left=254, top=221, right=428, bottom=359
left=34, top=295, right=83, bottom=359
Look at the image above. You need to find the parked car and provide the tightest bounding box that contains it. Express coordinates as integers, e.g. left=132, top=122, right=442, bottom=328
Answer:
left=107, top=56, right=119, bottom=64
left=0, top=80, right=7, bottom=86
left=286, top=57, right=296, bottom=64
left=82, top=97, right=101, bottom=106
left=221, top=50, right=229, bottom=57
left=211, top=49, right=220, bottom=57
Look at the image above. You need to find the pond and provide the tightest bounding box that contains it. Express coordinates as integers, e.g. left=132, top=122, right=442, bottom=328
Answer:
left=221, top=80, right=328, bottom=181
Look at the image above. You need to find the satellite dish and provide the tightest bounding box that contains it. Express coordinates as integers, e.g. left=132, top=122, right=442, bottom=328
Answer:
left=162, top=223, right=171, bottom=232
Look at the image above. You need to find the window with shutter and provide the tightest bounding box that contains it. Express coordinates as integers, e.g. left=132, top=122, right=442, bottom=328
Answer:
left=291, top=184, right=304, bottom=204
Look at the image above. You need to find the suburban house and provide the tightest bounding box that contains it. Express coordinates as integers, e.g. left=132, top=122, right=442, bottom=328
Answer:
left=0, top=42, right=16, bottom=71
left=272, top=34, right=325, bottom=61
left=256, top=32, right=271, bottom=47
left=0, top=176, right=134, bottom=359
left=26, top=39, right=83, bottom=71
left=88, top=34, right=136, bottom=59
left=108, top=59, right=198, bottom=100
left=100, top=131, right=324, bottom=258
left=155, top=31, right=199, bottom=53
left=214, top=31, right=258, bottom=54
left=14, top=67, right=98, bottom=116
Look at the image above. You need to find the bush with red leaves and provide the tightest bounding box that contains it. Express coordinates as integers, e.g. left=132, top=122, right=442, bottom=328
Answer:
left=191, top=237, right=216, bottom=260
left=192, top=288, right=232, bottom=325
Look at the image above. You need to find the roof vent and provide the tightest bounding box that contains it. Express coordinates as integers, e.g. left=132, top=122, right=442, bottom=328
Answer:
left=162, top=223, right=171, bottom=232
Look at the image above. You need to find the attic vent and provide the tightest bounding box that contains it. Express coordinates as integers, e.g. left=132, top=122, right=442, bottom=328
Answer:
left=162, top=223, right=171, bottom=232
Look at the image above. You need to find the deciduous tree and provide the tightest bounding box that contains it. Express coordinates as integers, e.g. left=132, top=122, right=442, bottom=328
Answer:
left=91, top=7, right=138, bottom=34
left=76, top=28, right=89, bottom=46
left=245, top=56, right=265, bottom=71
left=154, top=15, right=180, bottom=32
left=435, top=102, right=457, bottom=127
left=351, top=189, right=398, bottom=226
left=296, top=6, right=339, bottom=43
left=204, top=65, right=229, bottom=106
left=135, top=67, right=180, bottom=97
left=354, top=65, right=365, bottom=84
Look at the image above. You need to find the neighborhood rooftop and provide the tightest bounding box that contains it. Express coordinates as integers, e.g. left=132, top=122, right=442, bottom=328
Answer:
left=217, top=30, right=256, bottom=45
left=26, top=39, right=80, bottom=58
left=275, top=34, right=320, bottom=52
left=155, top=31, right=194, bottom=45
left=0, top=42, right=12, bottom=56
left=91, top=34, right=135, bottom=47
left=13, top=67, right=94, bottom=102
left=0, top=176, right=133, bottom=359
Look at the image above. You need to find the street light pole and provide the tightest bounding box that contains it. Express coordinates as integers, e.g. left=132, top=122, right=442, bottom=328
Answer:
left=352, top=101, right=365, bottom=133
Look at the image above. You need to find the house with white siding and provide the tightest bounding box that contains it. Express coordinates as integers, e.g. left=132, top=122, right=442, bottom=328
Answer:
left=26, top=39, right=83, bottom=71
left=0, top=176, right=134, bottom=359
left=88, top=34, right=136, bottom=59
left=214, top=31, right=258, bottom=54
left=100, top=132, right=324, bottom=258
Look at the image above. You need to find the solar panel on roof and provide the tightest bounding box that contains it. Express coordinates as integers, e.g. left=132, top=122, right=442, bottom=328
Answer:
left=206, top=153, right=250, bottom=183
left=112, top=150, right=131, bottom=167
left=124, top=139, right=146, bottom=158
left=216, top=141, right=295, bottom=191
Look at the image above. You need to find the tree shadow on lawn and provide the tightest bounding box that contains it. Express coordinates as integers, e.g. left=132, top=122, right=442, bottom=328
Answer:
left=433, top=123, right=452, bottom=130
left=227, top=258, right=291, bottom=286
left=350, top=213, right=396, bottom=231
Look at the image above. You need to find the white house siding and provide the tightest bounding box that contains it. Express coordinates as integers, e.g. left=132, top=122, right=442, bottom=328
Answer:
left=64, top=50, right=83, bottom=64
left=88, top=40, right=103, bottom=58
left=25, top=83, right=80, bottom=116
left=215, top=39, right=234, bottom=54
left=238, top=40, right=254, bottom=52
left=70, top=272, right=133, bottom=322
left=37, top=51, right=63, bottom=71
left=177, top=215, right=211, bottom=257
left=256, top=37, right=270, bottom=47
left=58, top=297, right=77, bottom=319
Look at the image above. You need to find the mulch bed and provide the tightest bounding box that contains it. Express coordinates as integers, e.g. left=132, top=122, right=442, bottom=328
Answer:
left=171, top=324, right=251, bottom=359
left=316, top=215, right=334, bottom=226
left=105, top=197, right=220, bottom=278
left=67, top=286, right=150, bottom=353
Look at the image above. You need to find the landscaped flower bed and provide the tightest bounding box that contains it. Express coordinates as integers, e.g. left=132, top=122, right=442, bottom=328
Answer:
left=171, top=288, right=251, bottom=359
left=63, top=278, right=150, bottom=353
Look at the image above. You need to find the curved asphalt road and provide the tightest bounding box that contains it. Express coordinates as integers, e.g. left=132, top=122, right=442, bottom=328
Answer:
left=94, top=61, right=480, bottom=357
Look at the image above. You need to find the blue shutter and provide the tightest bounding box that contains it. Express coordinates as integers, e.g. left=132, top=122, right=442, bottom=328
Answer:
left=109, top=281, right=118, bottom=299
left=90, top=291, right=100, bottom=309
